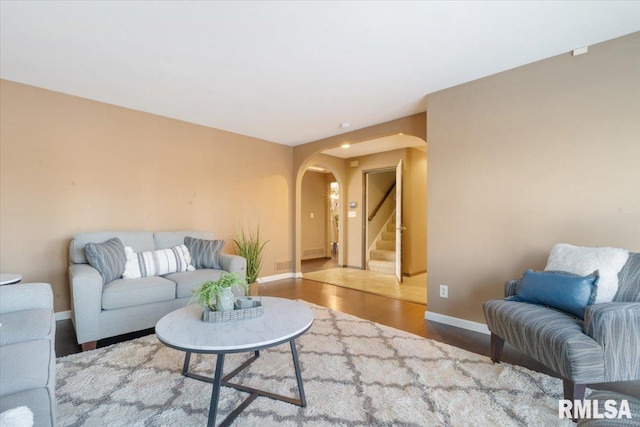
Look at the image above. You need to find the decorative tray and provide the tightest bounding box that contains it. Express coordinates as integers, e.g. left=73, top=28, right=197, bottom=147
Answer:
left=201, top=297, right=263, bottom=323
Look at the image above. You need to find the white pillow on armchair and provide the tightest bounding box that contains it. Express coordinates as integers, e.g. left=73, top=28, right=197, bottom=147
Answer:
left=545, top=243, right=629, bottom=303
left=0, top=406, right=33, bottom=427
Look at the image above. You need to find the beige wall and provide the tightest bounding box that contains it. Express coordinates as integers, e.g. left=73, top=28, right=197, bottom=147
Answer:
left=0, top=80, right=293, bottom=313
left=426, top=32, right=640, bottom=323
left=301, top=171, right=327, bottom=259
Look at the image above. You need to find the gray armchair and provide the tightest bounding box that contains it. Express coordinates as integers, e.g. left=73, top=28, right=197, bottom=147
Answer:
left=0, top=283, right=57, bottom=426
left=483, top=252, right=640, bottom=402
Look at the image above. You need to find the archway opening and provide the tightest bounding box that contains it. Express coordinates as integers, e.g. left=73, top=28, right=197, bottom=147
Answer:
left=294, top=133, right=427, bottom=305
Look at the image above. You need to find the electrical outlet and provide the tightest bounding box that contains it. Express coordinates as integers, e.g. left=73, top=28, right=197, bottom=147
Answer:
left=439, top=285, right=449, bottom=298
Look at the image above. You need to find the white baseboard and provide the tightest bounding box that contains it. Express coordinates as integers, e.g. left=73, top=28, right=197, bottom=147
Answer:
left=55, top=310, right=72, bottom=321
left=424, top=311, right=490, bottom=335
left=257, top=272, right=298, bottom=283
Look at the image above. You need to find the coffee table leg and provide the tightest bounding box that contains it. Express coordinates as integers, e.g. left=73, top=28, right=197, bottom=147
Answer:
left=290, top=339, right=306, bottom=407
left=208, top=354, right=225, bottom=427
left=182, top=352, right=192, bottom=375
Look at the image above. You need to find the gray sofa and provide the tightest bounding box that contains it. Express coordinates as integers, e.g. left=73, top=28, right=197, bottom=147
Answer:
left=483, top=252, right=640, bottom=402
left=69, top=230, right=246, bottom=350
left=0, top=283, right=56, bottom=426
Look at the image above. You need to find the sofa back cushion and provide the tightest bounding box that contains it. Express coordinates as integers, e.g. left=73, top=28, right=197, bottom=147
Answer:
left=154, top=231, right=214, bottom=250
left=69, top=231, right=154, bottom=264
left=615, top=252, right=640, bottom=302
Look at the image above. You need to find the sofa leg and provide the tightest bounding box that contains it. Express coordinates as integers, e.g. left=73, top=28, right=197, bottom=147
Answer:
left=81, top=341, right=97, bottom=351
left=490, top=333, right=505, bottom=363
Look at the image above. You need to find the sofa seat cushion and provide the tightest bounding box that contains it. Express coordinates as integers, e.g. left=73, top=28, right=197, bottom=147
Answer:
left=164, top=269, right=226, bottom=299
left=483, top=299, right=605, bottom=383
left=0, top=309, right=53, bottom=346
left=0, top=340, right=52, bottom=397
left=0, top=388, right=54, bottom=427
left=102, top=276, right=176, bottom=310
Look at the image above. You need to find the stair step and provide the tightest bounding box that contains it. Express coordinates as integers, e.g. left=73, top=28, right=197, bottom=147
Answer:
left=382, top=231, right=395, bottom=241
left=376, top=240, right=395, bottom=251
left=370, top=249, right=396, bottom=262
left=367, top=260, right=396, bottom=275
left=387, top=223, right=396, bottom=232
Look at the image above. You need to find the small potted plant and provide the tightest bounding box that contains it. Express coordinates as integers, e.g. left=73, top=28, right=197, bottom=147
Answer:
left=193, top=272, right=244, bottom=312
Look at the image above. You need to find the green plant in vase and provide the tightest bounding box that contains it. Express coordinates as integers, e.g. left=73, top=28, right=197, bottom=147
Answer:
left=192, top=272, right=244, bottom=311
left=233, top=224, right=269, bottom=295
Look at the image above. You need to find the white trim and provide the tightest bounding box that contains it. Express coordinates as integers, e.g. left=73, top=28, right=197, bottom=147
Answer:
left=424, top=311, right=490, bottom=335
left=257, top=272, right=298, bottom=283
left=55, top=310, right=72, bottom=321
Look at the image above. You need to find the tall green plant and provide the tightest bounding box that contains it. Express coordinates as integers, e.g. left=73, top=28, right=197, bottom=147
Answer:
left=234, top=224, right=269, bottom=285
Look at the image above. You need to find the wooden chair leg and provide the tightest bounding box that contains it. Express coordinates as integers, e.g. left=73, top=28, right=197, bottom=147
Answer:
left=81, top=341, right=97, bottom=351
left=490, top=333, right=505, bottom=363
left=562, top=379, right=587, bottom=422
left=562, top=378, right=586, bottom=402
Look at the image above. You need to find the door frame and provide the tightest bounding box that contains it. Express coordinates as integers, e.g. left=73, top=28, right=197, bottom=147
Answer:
left=361, top=166, right=397, bottom=271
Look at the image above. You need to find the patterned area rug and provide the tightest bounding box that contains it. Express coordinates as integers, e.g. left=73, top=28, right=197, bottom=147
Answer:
left=56, top=303, right=572, bottom=426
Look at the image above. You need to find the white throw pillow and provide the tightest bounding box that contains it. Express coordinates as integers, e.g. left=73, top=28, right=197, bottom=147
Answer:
left=544, top=243, right=629, bottom=304
left=0, top=406, right=34, bottom=427
left=123, top=245, right=195, bottom=279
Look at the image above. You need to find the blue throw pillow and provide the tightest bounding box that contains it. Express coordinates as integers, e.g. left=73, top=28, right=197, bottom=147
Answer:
left=507, top=269, right=599, bottom=319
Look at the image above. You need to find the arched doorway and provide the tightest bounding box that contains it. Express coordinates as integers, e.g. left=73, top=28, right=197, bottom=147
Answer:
left=294, top=133, right=427, bottom=304
left=300, top=166, right=340, bottom=273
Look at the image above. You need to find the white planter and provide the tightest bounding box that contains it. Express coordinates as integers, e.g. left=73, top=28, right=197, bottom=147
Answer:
left=216, top=288, right=235, bottom=312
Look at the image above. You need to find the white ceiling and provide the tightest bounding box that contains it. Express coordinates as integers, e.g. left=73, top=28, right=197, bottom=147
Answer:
left=1, top=1, right=639, bottom=146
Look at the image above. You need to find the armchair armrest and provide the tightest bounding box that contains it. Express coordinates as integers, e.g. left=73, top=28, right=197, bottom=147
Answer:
left=220, top=254, right=247, bottom=282
left=584, top=302, right=640, bottom=382
left=504, top=280, right=519, bottom=298
left=68, top=263, right=103, bottom=344
left=0, top=283, right=53, bottom=314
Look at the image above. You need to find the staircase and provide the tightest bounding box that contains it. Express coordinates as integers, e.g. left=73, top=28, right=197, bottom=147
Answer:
left=367, top=217, right=396, bottom=275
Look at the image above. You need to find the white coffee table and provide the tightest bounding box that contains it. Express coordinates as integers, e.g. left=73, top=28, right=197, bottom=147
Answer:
left=156, top=297, right=314, bottom=427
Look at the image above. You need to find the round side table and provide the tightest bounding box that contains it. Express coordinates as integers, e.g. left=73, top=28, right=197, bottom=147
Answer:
left=0, top=273, right=22, bottom=285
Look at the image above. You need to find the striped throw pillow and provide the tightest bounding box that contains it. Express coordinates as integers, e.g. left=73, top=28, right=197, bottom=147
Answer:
left=184, top=236, right=225, bottom=269
left=123, top=245, right=195, bottom=279
left=85, top=238, right=127, bottom=284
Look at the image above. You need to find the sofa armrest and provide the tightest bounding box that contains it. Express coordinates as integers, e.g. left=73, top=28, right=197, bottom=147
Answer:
left=584, top=302, right=640, bottom=382
left=220, top=254, right=247, bottom=281
left=504, top=280, right=518, bottom=298
left=0, top=283, right=53, bottom=314
left=69, top=263, right=103, bottom=344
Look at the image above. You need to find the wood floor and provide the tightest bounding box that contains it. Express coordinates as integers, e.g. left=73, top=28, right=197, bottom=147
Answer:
left=55, top=277, right=551, bottom=376
left=56, top=277, right=640, bottom=397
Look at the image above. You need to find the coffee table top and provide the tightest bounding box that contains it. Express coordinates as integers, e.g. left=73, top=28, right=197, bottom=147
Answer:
left=156, top=297, right=314, bottom=353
